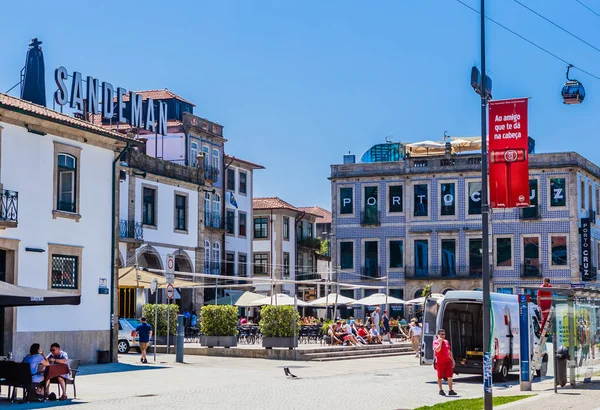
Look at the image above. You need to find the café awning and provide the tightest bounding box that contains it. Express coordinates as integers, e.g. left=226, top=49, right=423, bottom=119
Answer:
left=118, top=267, right=196, bottom=288
left=0, top=281, right=80, bottom=307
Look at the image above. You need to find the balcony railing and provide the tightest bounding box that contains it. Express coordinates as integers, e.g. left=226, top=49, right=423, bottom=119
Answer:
left=520, top=206, right=541, bottom=220
left=405, top=265, right=490, bottom=279
left=361, top=265, right=381, bottom=279
left=204, top=165, right=220, bottom=182
left=0, top=189, right=18, bottom=224
left=360, top=210, right=381, bottom=226
left=204, top=212, right=223, bottom=229
left=298, top=237, right=321, bottom=249
left=204, top=261, right=221, bottom=275
left=119, top=220, right=144, bottom=240
left=521, top=263, right=543, bottom=278
left=57, top=201, right=76, bottom=213
left=296, top=270, right=320, bottom=281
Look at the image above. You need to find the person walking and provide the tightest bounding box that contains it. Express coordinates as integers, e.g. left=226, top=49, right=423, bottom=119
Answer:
left=409, top=318, right=422, bottom=357
left=382, top=310, right=392, bottom=344
left=433, top=329, right=456, bottom=396
left=136, top=317, right=153, bottom=364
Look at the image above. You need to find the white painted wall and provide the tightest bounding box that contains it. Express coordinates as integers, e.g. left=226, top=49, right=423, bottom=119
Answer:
left=0, top=122, right=114, bottom=333
left=144, top=132, right=186, bottom=165
left=132, top=178, right=198, bottom=250
left=224, top=163, right=254, bottom=273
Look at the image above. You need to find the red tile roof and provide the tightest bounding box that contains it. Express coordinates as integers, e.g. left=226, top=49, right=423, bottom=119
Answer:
left=0, top=93, right=136, bottom=143
left=253, top=197, right=299, bottom=212
left=225, top=154, right=265, bottom=170
left=120, top=89, right=196, bottom=107
left=298, top=206, right=332, bottom=223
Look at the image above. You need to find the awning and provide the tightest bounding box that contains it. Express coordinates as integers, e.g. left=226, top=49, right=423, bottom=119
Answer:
left=234, top=291, right=266, bottom=307
left=0, top=281, right=80, bottom=307
left=118, top=267, right=196, bottom=288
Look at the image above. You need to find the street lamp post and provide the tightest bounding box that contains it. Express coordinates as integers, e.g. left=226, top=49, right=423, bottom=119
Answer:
left=479, top=0, right=493, bottom=408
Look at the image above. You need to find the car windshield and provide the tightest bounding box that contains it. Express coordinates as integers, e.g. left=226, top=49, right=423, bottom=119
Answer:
left=125, top=318, right=140, bottom=327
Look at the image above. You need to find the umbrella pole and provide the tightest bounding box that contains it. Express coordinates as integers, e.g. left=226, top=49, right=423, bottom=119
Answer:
left=215, top=278, right=218, bottom=306
left=333, top=281, right=340, bottom=321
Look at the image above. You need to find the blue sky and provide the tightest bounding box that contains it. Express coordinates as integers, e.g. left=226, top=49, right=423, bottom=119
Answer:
left=1, top=0, right=599, bottom=210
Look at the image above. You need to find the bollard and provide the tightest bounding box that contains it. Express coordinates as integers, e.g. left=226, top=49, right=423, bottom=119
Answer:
left=176, top=314, right=184, bottom=363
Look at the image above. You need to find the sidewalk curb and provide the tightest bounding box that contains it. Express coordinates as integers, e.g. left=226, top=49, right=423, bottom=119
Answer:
left=493, top=391, right=553, bottom=409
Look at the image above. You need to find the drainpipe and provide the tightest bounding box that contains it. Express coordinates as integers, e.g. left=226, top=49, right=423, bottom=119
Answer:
left=110, top=142, right=131, bottom=363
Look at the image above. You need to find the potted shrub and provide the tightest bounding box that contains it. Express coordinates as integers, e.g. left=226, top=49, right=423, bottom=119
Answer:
left=259, top=305, right=301, bottom=349
left=142, top=303, right=179, bottom=346
left=199, top=305, right=238, bottom=348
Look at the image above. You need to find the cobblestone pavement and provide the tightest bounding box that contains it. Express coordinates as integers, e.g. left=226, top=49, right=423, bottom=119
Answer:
left=2, top=352, right=600, bottom=410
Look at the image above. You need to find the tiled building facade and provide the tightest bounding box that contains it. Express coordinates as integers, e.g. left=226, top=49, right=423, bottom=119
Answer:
left=331, top=151, right=600, bottom=307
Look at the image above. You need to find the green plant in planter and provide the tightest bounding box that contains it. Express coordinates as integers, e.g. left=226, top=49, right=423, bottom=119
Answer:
left=200, top=305, right=238, bottom=336
left=259, top=305, right=301, bottom=337
left=321, top=319, right=334, bottom=335
left=142, top=303, right=179, bottom=336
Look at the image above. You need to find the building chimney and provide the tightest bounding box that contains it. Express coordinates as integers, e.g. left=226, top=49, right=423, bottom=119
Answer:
left=21, top=38, right=46, bottom=107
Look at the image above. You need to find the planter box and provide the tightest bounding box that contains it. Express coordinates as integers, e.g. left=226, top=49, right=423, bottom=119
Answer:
left=155, top=335, right=175, bottom=346
left=200, top=335, right=238, bottom=348
left=262, top=337, right=297, bottom=350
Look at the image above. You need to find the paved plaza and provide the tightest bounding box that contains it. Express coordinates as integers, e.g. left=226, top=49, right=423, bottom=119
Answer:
left=2, top=349, right=600, bottom=410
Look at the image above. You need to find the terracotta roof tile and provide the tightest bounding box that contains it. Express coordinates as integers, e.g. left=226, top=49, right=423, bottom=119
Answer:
left=225, top=154, right=265, bottom=170
left=298, top=206, right=332, bottom=223
left=253, top=197, right=299, bottom=212
left=120, top=89, right=196, bottom=107
left=0, top=93, right=136, bottom=143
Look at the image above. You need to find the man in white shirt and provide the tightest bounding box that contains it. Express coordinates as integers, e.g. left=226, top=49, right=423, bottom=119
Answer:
left=372, top=307, right=381, bottom=334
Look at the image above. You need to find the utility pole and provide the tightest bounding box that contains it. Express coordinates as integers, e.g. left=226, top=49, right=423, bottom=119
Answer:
left=480, top=0, right=493, bottom=408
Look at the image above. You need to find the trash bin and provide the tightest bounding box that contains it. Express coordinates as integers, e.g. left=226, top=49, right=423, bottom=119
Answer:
left=97, top=349, right=110, bottom=364
left=556, top=345, right=569, bottom=387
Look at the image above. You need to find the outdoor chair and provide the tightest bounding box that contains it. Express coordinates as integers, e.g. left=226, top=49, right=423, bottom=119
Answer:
left=50, top=359, right=79, bottom=398
left=7, top=362, right=45, bottom=402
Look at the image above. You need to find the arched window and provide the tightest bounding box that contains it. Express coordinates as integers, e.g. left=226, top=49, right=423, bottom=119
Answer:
left=204, top=240, right=211, bottom=273
left=57, top=153, right=76, bottom=212
left=190, top=141, right=198, bottom=166
left=414, top=289, right=423, bottom=299
left=212, top=242, right=221, bottom=274
left=212, top=148, right=219, bottom=171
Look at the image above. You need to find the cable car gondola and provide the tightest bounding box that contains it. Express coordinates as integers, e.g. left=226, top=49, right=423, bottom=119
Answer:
left=562, top=64, right=585, bottom=105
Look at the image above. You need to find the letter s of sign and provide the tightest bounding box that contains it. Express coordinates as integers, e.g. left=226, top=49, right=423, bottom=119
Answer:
left=54, top=66, right=68, bottom=106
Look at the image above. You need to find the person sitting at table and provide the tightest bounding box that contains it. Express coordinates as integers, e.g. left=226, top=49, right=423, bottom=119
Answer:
left=23, top=343, right=49, bottom=396
left=328, top=324, right=342, bottom=345
left=46, top=343, right=70, bottom=400
left=370, top=324, right=382, bottom=344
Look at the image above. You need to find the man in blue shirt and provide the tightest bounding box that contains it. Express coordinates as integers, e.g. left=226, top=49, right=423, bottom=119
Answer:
left=136, top=317, right=153, bottom=364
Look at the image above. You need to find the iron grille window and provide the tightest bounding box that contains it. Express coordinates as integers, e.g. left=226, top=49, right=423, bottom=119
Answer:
left=239, top=172, right=247, bottom=194
left=226, top=169, right=235, bottom=191
left=175, top=195, right=186, bottom=230
left=51, top=255, right=78, bottom=289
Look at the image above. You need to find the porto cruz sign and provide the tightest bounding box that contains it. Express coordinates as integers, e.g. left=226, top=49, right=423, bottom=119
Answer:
left=580, top=218, right=595, bottom=281
left=488, top=98, right=530, bottom=208
left=53, top=66, right=168, bottom=136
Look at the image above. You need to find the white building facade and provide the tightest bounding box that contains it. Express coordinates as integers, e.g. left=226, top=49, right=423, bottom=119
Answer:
left=0, top=93, right=133, bottom=363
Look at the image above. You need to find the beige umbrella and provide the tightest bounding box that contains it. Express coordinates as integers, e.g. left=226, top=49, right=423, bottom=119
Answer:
left=354, top=293, right=405, bottom=306
left=118, top=266, right=196, bottom=288
left=309, top=293, right=357, bottom=307
left=405, top=293, right=445, bottom=305
left=234, top=291, right=266, bottom=307
left=249, top=293, right=309, bottom=307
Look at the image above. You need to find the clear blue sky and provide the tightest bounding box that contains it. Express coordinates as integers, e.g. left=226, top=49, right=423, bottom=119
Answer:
left=2, top=0, right=599, bottom=210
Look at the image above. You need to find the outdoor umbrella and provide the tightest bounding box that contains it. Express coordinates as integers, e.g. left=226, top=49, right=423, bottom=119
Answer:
left=309, top=293, right=357, bottom=307
left=405, top=293, right=444, bottom=305
left=0, top=280, right=80, bottom=307
left=354, top=293, right=405, bottom=306
left=203, top=295, right=238, bottom=306
left=118, top=266, right=196, bottom=288
left=249, top=293, right=309, bottom=307
left=234, top=291, right=265, bottom=307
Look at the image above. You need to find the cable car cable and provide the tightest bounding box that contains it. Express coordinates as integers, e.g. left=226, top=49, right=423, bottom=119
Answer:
left=574, top=0, right=600, bottom=20
left=513, top=0, right=600, bottom=55
left=455, top=0, right=600, bottom=81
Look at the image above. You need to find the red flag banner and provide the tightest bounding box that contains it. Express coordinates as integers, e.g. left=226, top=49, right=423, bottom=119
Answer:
left=488, top=98, right=530, bottom=208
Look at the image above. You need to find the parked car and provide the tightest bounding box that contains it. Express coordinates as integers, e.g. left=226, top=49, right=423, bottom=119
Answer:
left=118, top=318, right=153, bottom=354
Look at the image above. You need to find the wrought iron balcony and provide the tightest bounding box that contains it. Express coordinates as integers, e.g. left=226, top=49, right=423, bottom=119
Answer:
left=204, top=165, right=220, bottom=182
left=119, top=220, right=144, bottom=240
left=521, top=263, right=543, bottom=278
left=57, top=201, right=76, bottom=213
left=204, top=261, right=221, bottom=275
left=296, top=270, right=320, bottom=281
left=405, top=265, right=490, bottom=280
left=204, top=212, right=223, bottom=229
left=0, top=189, right=18, bottom=226
left=360, top=265, right=381, bottom=279
left=360, top=210, right=381, bottom=226
left=519, top=206, right=541, bottom=220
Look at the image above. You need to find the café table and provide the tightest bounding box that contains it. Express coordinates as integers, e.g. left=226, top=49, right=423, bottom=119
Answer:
left=45, top=363, right=69, bottom=381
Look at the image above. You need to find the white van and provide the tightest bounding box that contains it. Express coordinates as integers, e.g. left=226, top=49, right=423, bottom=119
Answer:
left=420, top=291, right=547, bottom=381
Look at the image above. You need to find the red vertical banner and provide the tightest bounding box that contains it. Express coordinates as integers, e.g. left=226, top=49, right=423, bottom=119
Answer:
left=488, top=98, right=530, bottom=208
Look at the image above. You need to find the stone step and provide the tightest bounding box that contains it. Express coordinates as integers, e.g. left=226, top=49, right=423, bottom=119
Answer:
left=303, top=347, right=413, bottom=359
left=298, top=343, right=412, bottom=355
left=309, top=351, right=415, bottom=362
